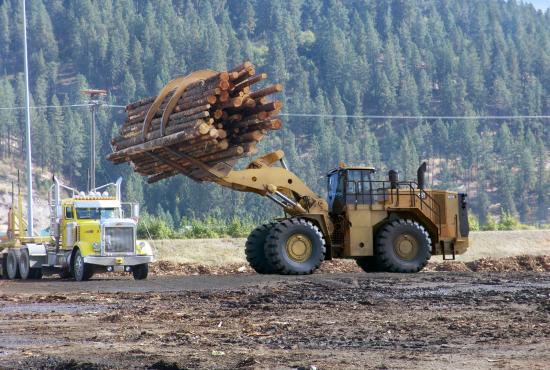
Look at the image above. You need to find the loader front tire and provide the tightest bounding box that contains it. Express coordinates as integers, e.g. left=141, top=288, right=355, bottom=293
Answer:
left=264, top=219, right=325, bottom=275
left=375, top=219, right=431, bottom=273
left=245, top=223, right=276, bottom=274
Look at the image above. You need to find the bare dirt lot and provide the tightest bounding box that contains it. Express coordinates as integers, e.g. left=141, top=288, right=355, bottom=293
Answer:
left=1, top=270, right=549, bottom=370
left=1, top=231, right=549, bottom=369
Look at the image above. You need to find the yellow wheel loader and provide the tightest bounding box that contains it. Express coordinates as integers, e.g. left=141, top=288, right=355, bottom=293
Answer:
left=110, top=67, right=469, bottom=275
left=179, top=149, right=469, bottom=275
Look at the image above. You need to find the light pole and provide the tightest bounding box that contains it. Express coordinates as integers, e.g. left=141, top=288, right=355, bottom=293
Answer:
left=22, top=0, right=33, bottom=236
left=81, top=89, right=107, bottom=190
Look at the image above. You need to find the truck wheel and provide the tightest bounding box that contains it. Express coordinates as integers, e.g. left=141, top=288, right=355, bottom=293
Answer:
left=6, top=249, right=20, bottom=279
left=1, top=253, right=8, bottom=279
left=264, top=218, right=326, bottom=275
left=73, top=249, right=93, bottom=281
left=245, top=223, right=277, bottom=274
left=19, top=249, right=31, bottom=280
left=132, top=264, right=148, bottom=280
left=375, top=219, right=431, bottom=273
left=19, top=249, right=43, bottom=280
left=355, top=256, right=381, bottom=272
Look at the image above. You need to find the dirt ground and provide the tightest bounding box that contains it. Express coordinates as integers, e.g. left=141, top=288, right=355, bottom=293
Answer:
left=1, top=231, right=549, bottom=369
left=1, top=265, right=549, bottom=369
left=150, top=230, right=550, bottom=266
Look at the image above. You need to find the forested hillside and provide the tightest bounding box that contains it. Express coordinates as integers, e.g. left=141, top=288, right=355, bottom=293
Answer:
left=0, top=0, right=548, bottom=227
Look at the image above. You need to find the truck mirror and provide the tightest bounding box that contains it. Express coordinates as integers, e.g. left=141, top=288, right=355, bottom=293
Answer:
left=132, top=203, right=140, bottom=220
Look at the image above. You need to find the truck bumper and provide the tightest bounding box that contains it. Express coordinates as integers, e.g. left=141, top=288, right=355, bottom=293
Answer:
left=84, top=255, right=154, bottom=266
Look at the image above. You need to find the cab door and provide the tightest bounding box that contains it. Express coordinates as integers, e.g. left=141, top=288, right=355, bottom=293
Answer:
left=343, top=169, right=385, bottom=257
left=327, top=171, right=345, bottom=214
left=61, top=205, right=75, bottom=249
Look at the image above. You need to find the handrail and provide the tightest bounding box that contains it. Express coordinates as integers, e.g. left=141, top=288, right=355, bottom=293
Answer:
left=344, top=179, right=442, bottom=236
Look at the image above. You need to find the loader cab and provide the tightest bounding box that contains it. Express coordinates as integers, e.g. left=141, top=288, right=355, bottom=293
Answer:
left=327, top=166, right=376, bottom=214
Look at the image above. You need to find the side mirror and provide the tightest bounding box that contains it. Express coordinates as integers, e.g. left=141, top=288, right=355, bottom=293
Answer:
left=132, top=203, right=140, bottom=220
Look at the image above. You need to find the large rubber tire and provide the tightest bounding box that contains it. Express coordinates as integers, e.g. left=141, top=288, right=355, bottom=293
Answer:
left=132, top=264, right=149, bottom=280
left=0, top=253, right=7, bottom=279
left=355, top=256, right=381, bottom=272
left=245, top=223, right=276, bottom=274
left=73, top=249, right=94, bottom=281
left=375, top=219, right=431, bottom=273
left=264, top=218, right=326, bottom=275
left=18, top=249, right=42, bottom=280
left=6, top=249, right=20, bottom=279
left=19, top=249, right=31, bottom=280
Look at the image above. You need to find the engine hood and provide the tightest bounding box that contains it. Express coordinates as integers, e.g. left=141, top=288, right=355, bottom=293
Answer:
left=100, top=218, right=137, bottom=228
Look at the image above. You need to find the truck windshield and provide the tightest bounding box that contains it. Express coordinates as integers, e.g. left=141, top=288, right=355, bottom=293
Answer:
left=76, top=208, right=118, bottom=220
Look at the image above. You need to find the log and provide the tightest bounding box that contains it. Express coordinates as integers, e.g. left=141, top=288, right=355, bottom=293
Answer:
left=114, top=119, right=214, bottom=150
left=229, top=61, right=253, bottom=73
left=110, top=61, right=284, bottom=182
left=233, top=73, right=267, bottom=91
left=107, top=124, right=213, bottom=160
left=249, top=84, right=284, bottom=99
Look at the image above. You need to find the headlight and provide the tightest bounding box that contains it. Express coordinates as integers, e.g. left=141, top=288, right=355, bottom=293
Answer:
left=92, top=242, right=100, bottom=252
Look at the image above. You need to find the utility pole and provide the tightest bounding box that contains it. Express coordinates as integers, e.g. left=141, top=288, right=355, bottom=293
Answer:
left=22, top=0, right=33, bottom=236
left=81, top=89, right=107, bottom=191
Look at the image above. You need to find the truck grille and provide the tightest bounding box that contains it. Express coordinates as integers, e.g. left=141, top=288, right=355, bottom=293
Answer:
left=104, top=226, right=135, bottom=254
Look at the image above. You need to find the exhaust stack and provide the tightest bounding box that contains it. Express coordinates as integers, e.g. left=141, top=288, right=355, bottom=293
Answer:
left=417, top=162, right=427, bottom=190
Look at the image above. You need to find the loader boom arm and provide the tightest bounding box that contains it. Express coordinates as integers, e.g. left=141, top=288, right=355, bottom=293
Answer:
left=202, top=150, right=329, bottom=216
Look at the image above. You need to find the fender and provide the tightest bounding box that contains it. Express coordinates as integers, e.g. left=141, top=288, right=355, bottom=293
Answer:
left=23, top=243, right=47, bottom=257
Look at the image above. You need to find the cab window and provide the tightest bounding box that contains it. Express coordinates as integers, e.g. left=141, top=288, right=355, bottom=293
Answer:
left=345, top=170, right=373, bottom=204
left=327, top=171, right=345, bottom=214
left=65, top=206, right=74, bottom=219
left=76, top=208, right=118, bottom=220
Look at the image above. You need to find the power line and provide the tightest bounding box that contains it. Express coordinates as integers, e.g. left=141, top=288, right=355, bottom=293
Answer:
left=1, top=102, right=549, bottom=121
left=102, top=104, right=126, bottom=108
left=279, top=113, right=550, bottom=120
left=0, top=103, right=92, bottom=110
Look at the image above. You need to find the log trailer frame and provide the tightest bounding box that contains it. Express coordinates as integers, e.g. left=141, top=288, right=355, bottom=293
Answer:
left=0, top=178, right=154, bottom=281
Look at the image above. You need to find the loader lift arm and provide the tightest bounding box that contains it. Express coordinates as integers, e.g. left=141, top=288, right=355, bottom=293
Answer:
left=175, top=149, right=330, bottom=217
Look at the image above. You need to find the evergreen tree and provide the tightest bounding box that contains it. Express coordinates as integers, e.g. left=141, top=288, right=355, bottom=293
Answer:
left=0, top=0, right=547, bottom=225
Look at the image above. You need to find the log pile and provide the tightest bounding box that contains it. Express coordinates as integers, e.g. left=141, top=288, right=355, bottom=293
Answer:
left=107, top=61, right=283, bottom=183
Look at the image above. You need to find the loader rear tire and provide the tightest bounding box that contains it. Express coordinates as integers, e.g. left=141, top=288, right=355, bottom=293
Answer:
left=6, top=249, right=20, bottom=279
left=264, top=218, right=325, bottom=275
left=355, top=256, right=381, bottom=272
left=245, top=223, right=276, bottom=274
left=375, top=219, right=431, bottom=273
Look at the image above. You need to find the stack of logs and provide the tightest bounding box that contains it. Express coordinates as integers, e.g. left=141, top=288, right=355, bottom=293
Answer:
left=107, top=61, right=283, bottom=183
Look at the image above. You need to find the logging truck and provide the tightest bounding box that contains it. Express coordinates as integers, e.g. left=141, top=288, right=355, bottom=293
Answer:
left=108, top=64, right=470, bottom=275
left=0, top=178, right=153, bottom=281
